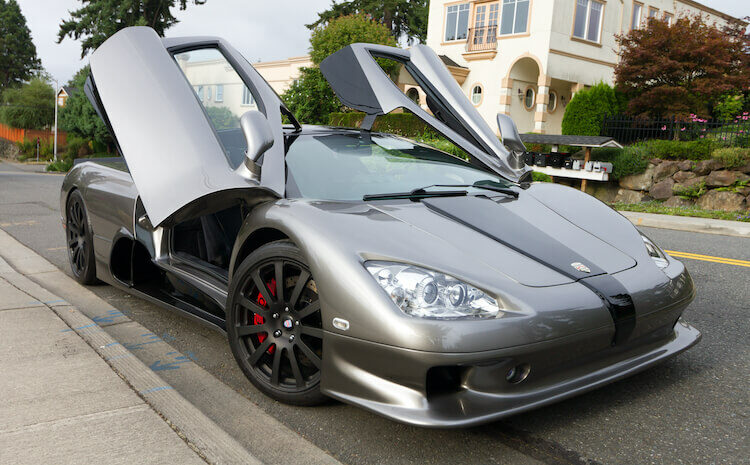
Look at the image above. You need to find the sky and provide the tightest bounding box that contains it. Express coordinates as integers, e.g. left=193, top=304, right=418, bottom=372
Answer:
left=16, top=0, right=750, bottom=86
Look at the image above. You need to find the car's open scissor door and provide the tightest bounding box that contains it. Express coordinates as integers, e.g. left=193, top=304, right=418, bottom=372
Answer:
left=88, top=27, right=282, bottom=227
left=320, top=43, right=530, bottom=183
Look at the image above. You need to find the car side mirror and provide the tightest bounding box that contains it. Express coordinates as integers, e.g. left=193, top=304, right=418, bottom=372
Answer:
left=497, top=114, right=527, bottom=170
left=240, top=110, right=274, bottom=175
left=496, top=114, right=526, bottom=153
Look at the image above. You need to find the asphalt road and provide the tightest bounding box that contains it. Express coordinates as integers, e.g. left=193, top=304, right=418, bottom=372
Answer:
left=1, top=159, right=748, bottom=465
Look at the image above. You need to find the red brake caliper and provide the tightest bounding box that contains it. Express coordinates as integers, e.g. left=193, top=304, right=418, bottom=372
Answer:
left=254, top=278, right=277, bottom=354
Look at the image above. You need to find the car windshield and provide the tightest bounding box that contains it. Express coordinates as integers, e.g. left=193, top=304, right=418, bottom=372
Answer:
left=285, top=133, right=511, bottom=201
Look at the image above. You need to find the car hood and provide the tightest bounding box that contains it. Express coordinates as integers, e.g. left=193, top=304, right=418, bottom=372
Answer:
left=370, top=189, right=637, bottom=288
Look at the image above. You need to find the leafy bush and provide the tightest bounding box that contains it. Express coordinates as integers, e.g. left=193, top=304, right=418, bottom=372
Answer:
left=672, top=181, right=706, bottom=199
left=46, top=159, right=73, bottom=172
left=0, top=78, right=55, bottom=129
left=15, top=138, right=53, bottom=161
left=205, top=106, right=239, bottom=130
left=590, top=145, right=648, bottom=180
left=714, top=93, right=745, bottom=121
left=639, top=139, right=716, bottom=160
left=415, top=136, right=469, bottom=160
left=561, top=82, right=622, bottom=136
left=712, top=147, right=750, bottom=169
left=532, top=172, right=552, bottom=182
left=612, top=201, right=750, bottom=222
left=329, top=111, right=438, bottom=138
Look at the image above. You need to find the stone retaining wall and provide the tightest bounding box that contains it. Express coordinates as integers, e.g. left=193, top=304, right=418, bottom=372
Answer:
left=584, top=158, right=750, bottom=211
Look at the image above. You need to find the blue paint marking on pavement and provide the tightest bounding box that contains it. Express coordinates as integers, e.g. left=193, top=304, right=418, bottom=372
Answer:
left=161, top=332, right=176, bottom=343
left=92, top=310, right=126, bottom=324
left=139, top=386, right=173, bottom=394
left=59, top=323, right=98, bottom=332
left=124, top=340, right=159, bottom=351
left=103, top=342, right=120, bottom=348
left=149, top=359, right=192, bottom=371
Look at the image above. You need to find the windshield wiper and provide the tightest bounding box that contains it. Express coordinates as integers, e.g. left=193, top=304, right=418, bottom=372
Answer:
left=426, top=181, right=519, bottom=198
left=363, top=187, right=468, bottom=202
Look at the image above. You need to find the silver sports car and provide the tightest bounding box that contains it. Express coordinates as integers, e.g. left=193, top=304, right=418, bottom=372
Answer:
left=60, top=27, right=700, bottom=427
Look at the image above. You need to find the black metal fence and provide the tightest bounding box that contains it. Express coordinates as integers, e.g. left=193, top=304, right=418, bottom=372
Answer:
left=601, top=114, right=750, bottom=147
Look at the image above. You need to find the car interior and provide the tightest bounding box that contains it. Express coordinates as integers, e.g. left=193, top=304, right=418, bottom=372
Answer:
left=172, top=205, right=244, bottom=273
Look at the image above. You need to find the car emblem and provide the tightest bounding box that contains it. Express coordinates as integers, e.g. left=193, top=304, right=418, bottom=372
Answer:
left=571, top=262, right=591, bottom=273
left=283, top=319, right=293, bottom=329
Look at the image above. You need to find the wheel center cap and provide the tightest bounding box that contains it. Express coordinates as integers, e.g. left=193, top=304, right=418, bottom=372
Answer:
left=282, top=318, right=294, bottom=330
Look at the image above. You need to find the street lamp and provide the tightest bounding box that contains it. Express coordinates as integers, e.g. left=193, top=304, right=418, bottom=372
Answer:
left=53, top=78, right=59, bottom=162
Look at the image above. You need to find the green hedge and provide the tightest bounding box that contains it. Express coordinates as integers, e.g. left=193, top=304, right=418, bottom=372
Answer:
left=329, top=112, right=437, bottom=138
left=711, top=147, right=750, bottom=168
left=561, top=82, right=622, bottom=136
left=638, top=139, right=717, bottom=160
left=590, top=146, right=649, bottom=180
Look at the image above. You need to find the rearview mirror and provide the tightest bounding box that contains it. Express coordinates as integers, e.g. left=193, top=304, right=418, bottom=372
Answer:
left=497, top=114, right=526, bottom=153
left=240, top=110, right=274, bottom=174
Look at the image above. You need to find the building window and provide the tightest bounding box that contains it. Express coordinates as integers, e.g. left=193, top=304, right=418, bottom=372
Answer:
left=242, top=86, right=254, bottom=106
left=196, top=85, right=204, bottom=101
left=548, top=91, right=558, bottom=113
left=205, top=85, right=212, bottom=102
left=648, top=7, right=658, bottom=18
left=664, top=12, right=673, bottom=26
left=445, top=3, right=470, bottom=41
left=573, top=0, right=603, bottom=43
left=500, top=0, right=529, bottom=35
left=407, top=88, right=420, bottom=104
left=524, top=87, right=535, bottom=110
left=472, top=3, right=499, bottom=45
left=631, top=2, right=643, bottom=30
left=215, top=84, right=223, bottom=102
left=471, top=85, right=483, bottom=106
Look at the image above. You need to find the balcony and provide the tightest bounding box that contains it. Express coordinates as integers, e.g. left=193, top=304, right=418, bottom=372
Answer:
left=463, top=26, right=498, bottom=60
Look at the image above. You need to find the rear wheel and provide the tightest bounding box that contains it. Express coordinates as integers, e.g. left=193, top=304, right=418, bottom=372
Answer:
left=226, top=241, right=326, bottom=405
left=66, top=190, right=97, bottom=284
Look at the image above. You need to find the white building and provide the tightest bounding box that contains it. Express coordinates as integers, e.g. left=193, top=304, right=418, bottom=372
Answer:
left=421, top=0, right=739, bottom=134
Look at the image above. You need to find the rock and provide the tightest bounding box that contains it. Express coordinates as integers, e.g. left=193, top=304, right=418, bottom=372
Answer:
left=650, top=158, right=663, bottom=165
left=672, top=175, right=706, bottom=193
left=677, top=160, right=693, bottom=171
left=619, top=164, right=656, bottom=191
left=696, top=190, right=746, bottom=212
left=653, top=161, right=679, bottom=182
left=664, top=196, right=694, bottom=208
left=585, top=183, right=619, bottom=203
left=650, top=178, right=675, bottom=200
left=738, top=186, right=750, bottom=197
left=673, top=171, right=696, bottom=183
left=705, top=170, right=744, bottom=187
left=739, top=161, right=750, bottom=174
left=615, top=188, right=649, bottom=204
left=693, top=159, right=723, bottom=176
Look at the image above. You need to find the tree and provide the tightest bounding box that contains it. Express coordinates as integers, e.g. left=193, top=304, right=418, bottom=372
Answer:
left=307, top=0, right=428, bottom=44
left=284, top=15, right=398, bottom=125
left=615, top=15, right=750, bottom=117
left=57, top=0, right=207, bottom=57
left=58, top=66, right=112, bottom=150
left=0, top=77, right=54, bottom=129
left=0, top=0, right=42, bottom=93
left=561, top=83, right=622, bottom=136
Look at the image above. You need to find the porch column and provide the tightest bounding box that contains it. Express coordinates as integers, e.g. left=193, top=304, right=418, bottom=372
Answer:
left=534, top=75, right=551, bottom=134
left=498, top=77, right=513, bottom=116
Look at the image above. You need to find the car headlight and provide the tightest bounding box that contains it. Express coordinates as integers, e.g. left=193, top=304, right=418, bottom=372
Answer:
left=641, top=234, right=668, bottom=268
left=365, top=261, right=501, bottom=319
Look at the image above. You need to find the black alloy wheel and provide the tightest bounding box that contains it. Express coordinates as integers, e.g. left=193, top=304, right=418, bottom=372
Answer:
left=66, top=190, right=97, bottom=284
left=227, top=241, right=326, bottom=405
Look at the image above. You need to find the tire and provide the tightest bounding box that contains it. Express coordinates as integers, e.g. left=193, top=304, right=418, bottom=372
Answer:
left=66, top=190, right=98, bottom=285
left=226, top=240, right=326, bottom=405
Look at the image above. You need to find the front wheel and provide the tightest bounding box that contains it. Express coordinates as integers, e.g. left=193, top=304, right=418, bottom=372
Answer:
left=226, top=241, right=326, bottom=405
left=66, top=190, right=97, bottom=284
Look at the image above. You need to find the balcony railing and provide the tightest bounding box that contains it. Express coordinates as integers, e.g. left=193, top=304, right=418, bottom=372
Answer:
left=466, top=26, right=498, bottom=52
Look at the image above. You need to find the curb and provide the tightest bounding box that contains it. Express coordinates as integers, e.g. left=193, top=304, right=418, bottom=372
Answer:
left=620, top=211, right=750, bottom=238
left=0, top=233, right=260, bottom=464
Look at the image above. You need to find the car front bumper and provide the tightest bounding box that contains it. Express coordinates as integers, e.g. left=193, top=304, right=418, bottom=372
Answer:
left=320, top=318, right=700, bottom=428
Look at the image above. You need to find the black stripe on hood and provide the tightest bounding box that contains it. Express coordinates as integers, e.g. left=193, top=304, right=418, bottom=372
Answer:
left=422, top=195, right=635, bottom=344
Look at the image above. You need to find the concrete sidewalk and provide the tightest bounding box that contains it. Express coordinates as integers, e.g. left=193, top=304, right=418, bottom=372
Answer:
left=620, top=210, right=750, bottom=238
left=0, top=258, right=212, bottom=464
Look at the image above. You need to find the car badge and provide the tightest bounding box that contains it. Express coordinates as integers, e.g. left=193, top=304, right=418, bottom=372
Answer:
left=283, top=319, right=293, bottom=329
left=571, top=262, right=591, bottom=273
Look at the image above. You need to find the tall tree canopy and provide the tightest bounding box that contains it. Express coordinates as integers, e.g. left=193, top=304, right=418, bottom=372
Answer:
left=615, top=15, right=750, bottom=117
left=58, top=66, right=112, bottom=150
left=284, top=15, right=398, bottom=125
left=57, top=0, right=207, bottom=57
left=0, top=77, right=54, bottom=129
left=307, top=0, right=428, bottom=44
left=0, top=0, right=42, bottom=93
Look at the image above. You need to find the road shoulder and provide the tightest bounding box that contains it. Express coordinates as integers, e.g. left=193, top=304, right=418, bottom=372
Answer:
left=620, top=210, right=750, bottom=238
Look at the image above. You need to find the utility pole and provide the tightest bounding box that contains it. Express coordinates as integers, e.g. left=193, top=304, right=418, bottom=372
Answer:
left=53, top=79, right=59, bottom=162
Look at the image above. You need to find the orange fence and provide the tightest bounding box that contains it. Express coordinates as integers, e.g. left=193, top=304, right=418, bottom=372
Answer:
left=0, top=122, right=67, bottom=146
